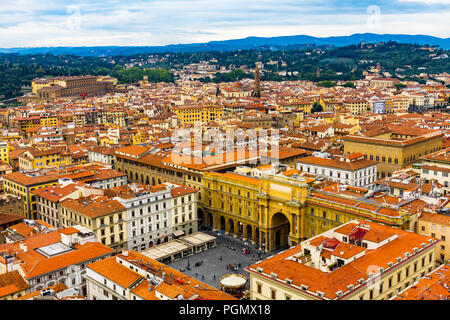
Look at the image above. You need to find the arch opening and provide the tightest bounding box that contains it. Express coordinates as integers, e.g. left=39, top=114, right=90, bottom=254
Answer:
left=271, top=212, right=291, bottom=250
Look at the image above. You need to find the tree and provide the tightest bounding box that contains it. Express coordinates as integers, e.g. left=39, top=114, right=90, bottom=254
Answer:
left=311, top=102, right=323, bottom=114
left=395, top=83, right=407, bottom=90
left=342, top=82, right=356, bottom=88
left=318, top=80, right=336, bottom=88
left=36, top=67, right=46, bottom=75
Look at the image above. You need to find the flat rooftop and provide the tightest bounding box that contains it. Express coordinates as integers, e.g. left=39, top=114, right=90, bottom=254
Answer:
left=35, top=242, right=74, bottom=258
left=179, top=232, right=216, bottom=246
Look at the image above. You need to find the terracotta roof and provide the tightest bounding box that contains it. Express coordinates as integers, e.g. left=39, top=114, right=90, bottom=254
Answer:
left=394, top=264, right=450, bottom=300
left=0, top=271, right=29, bottom=298
left=3, top=172, right=59, bottom=186
left=0, top=214, right=24, bottom=226
left=247, top=220, right=437, bottom=300
left=60, top=197, right=126, bottom=218
left=419, top=211, right=450, bottom=226
left=298, top=156, right=376, bottom=171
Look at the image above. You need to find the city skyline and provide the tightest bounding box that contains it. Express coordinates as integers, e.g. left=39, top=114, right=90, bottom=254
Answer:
left=0, top=0, right=449, bottom=48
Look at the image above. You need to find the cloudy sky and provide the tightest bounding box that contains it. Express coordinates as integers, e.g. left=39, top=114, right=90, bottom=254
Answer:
left=0, top=0, right=449, bottom=48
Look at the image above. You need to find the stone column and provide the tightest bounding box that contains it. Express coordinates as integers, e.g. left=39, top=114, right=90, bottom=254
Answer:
left=212, top=214, right=219, bottom=231
left=233, top=220, right=239, bottom=238
left=258, top=230, right=264, bottom=251
left=225, top=218, right=230, bottom=235
left=242, top=223, right=248, bottom=241
left=266, top=231, right=272, bottom=253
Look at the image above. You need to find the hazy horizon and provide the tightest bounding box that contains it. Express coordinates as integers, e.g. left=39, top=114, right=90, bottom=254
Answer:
left=0, top=32, right=449, bottom=50
left=0, top=0, right=449, bottom=48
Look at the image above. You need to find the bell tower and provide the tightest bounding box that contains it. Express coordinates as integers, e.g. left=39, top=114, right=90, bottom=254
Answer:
left=253, top=64, right=261, bottom=98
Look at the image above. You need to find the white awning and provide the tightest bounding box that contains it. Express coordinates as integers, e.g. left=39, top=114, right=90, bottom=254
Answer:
left=173, top=230, right=185, bottom=237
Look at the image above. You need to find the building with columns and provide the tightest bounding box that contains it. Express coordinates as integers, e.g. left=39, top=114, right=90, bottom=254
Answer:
left=203, top=172, right=415, bottom=253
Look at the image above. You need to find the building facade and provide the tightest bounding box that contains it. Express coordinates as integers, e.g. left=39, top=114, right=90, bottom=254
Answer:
left=246, top=219, right=438, bottom=300
left=296, top=153, right=377, bottom=189
left=343, top=127, right=443, bottom=178
left=203, top=172, right=413, bottom=253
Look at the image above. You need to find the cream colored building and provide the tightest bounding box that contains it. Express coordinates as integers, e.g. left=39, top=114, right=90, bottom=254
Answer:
left=416, top=211, right=449, bottom=264
left=246, top=219, right=438, bottom=300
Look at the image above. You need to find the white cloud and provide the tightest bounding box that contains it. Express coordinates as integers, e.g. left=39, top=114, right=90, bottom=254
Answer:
left=0, top=0, right=448, bottom=47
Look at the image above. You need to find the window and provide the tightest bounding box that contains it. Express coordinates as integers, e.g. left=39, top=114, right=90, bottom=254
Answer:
left=271, top=289, right=276, bottom=300
left=257, top=283, right=262, bottom=294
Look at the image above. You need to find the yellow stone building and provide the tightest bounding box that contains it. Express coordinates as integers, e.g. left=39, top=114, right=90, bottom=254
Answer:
left=59, top=196, right=127, bottom=252
left=171, top=105, right=224, bottom=124
left=385, top=96, right=409, bottom=113
left=101, top=109, right=126, bottom=127
left=15, top=116, right=41, bottom=133
left=279, top=100, right=313, bottom=115
left=3, top=172, right=60, bottom=219
left=416, top=211, right=450, bottom=264
left=39, top=116, right=59, bottom=127
left=0, top=142, right=9, bottom=164
left=32, top=76, right=116, bottom=100
left=17, top=147, right=71, bottom=171
left=132, top=131, right=146, bottom=145
left=343, top=99, right=369, bottom=115
left=343, top=126, right=443, bottom=178
left=203, top=172, right=412, bottom=252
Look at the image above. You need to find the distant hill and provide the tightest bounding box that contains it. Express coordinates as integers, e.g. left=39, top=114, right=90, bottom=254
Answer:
left=0, top=33, right=448, bottom=57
